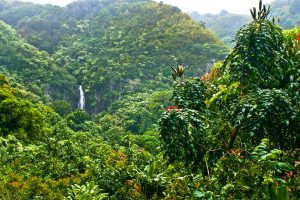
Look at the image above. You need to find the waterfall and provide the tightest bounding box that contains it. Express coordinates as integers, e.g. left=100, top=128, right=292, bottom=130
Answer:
left=78, top=85, right=85, bottom=110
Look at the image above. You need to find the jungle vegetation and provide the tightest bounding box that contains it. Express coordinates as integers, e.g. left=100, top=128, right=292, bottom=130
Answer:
left=0, top=0, right=299, bottom=199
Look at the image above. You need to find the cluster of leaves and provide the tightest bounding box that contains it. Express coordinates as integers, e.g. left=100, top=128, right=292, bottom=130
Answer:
left=193, top=139, right=298, bottom=199
left=0, top=74, right=59, bottom=142
left=159, top=1, right=300, bottom=198
left=66, top=181, right=108, bottom=200
left=160, top=78, right=208, bottom=167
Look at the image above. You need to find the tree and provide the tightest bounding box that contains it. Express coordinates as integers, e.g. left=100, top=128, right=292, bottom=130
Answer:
left=160, top=0, right=300, bottom=169
left=160, top=77, right=208, bottom=168
left=0, top=75, right=59, bottom=142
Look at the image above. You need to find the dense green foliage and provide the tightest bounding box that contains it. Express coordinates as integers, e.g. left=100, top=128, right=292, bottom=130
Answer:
left=1, top=0, right=227, bottom=113
left=0, top=0, right=67, bottom=53
left=160, top=1, right=299, bottom=198
left=54, top=1, right=227, bottom=113
left=0, top=20, right=77, bottom=103
left=0, top=0, right=299, bottom=199
left=0, top=20, right=53, bottom=91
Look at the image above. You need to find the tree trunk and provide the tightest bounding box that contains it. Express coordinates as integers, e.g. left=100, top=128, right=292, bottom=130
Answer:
left=227, top=127, right=239, bottom=150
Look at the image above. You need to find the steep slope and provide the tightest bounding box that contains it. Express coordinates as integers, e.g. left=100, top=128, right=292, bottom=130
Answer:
left=0, top=20, right=77, bottom=103
left=0, top=0, right=68, bottom=53
left=0, top=20, right=53, bottom=94
left=55, top=0, right=228, bottom=113
left=0, top=0, right=150, bottom=53
left=0, top=0, right=228, bottom=113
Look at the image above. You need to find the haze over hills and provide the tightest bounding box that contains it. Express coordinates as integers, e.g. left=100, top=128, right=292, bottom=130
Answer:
left=190, top=0, right=300, bottom=47
left=190, top=10, right=251, bottom=47
left=269, top=0, right=300, bottom=28
left=17, top=0, right=275, bottom=15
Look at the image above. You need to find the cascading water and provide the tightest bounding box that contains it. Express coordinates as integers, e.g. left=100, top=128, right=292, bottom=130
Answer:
left=78, top=85, right=85, bottom=110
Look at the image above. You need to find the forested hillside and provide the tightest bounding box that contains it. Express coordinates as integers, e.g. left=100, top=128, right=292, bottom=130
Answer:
left=269, top=0, right=300, bottom=28
left=0, top=0, right=299, bottom=199
left=190, top=10, right=251, bottom=47
left=0, top=0, right=228, bottom=113
left=0, top=20, right=77, bottom=104
left=0, top=0, right=67, bottom=53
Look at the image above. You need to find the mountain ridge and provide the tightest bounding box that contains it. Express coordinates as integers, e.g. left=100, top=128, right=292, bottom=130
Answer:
left=190, top=0, right=300, bottom=47
left=0, top=0, right=228, bottom=113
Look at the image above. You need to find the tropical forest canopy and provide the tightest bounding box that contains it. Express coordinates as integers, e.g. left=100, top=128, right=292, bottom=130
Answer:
left=0, top=0, right=299, bottom=199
